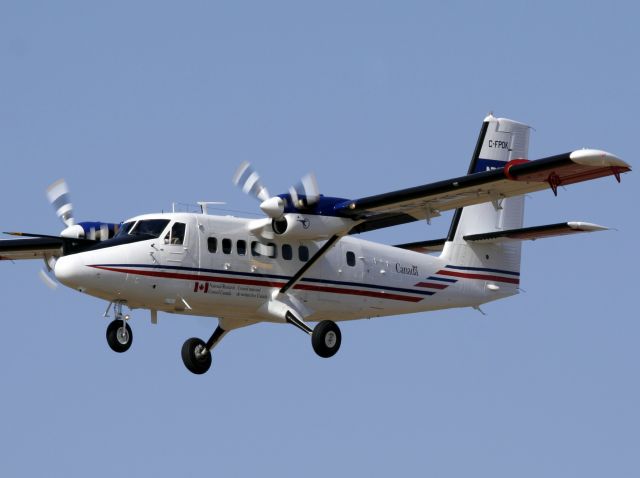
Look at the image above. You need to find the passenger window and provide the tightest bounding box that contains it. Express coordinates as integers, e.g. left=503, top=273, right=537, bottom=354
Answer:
left=165, top=222, right=186, bottom=245
left=282, top=244, right=293, bottom=260
left=346, top=251, right=356, bottom=267
left=299, top=245, right=309, bottom=262
left=251, top=241, right=276, bottom=258
left=237, top=240, right=247, bottom=256
left=207, top=237, right=217, bottom=253
left=222, top=238, right=232, bottom=254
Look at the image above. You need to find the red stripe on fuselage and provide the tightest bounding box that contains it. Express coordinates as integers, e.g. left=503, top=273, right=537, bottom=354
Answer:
left=414, top=282, right=448, bottom=290
left=91, top=266, right=424, bottom=303
left=436, top=269, right=520, bottom=285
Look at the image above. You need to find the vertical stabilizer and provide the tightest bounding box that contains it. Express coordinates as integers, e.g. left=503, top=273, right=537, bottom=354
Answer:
left=441, top=115, right=531, bottom=297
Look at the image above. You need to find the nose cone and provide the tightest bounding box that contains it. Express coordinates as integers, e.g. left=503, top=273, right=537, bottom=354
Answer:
left=54, top=255, right=84, bottom=289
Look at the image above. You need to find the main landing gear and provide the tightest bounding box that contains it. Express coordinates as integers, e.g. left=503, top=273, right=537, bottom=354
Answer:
left=182, top=326, right=227, bottom=375
left=285, top=312, right=342, bottom=359
left=105, top=301, right=133, bottom=353
left=180, top=318, right=342, bottom=375
left=311, top=320, right=342, bottom=358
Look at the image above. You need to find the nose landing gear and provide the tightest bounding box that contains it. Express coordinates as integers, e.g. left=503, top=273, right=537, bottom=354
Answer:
left=105, top=301, right=133, bottom=353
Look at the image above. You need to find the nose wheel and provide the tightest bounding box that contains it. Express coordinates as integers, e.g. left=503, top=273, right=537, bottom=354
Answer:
left=105, top=301, right=133, bottom=353
left=106, top=319, right=133, bottom=353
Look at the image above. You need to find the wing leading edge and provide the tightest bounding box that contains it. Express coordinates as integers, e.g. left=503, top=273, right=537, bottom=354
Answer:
left=341, top=149, right=630, bottom=234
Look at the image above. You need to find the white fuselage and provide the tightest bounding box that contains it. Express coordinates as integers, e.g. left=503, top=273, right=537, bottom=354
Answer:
left=54, top=212, right=519, bottom=324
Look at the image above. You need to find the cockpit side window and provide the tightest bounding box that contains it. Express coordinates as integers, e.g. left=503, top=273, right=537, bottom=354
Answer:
left=115, top=221, right=136, bottom=238
left=165, top=222, right=186, bottom=245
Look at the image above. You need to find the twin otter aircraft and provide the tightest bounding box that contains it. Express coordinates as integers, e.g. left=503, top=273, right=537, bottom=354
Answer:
left=0, top=115, right=631, bottom=374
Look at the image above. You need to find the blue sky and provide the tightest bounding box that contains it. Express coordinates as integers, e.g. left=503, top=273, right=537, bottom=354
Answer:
left=1, top=1, right=638, bottom=477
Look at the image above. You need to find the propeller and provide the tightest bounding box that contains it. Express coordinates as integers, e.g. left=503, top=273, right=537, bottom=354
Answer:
left=39, top=256, right=59, bottom=290
left=232, top=162, right=321, bottom=219
left=46, top=179, right=75, bottom=227
left=10, top=179, right=119, bottom=290
left=232, top=161, right=271, bottom=202
left=39, top=179, right=75, bottom=289
left=289, top=173, right=320, bottom=209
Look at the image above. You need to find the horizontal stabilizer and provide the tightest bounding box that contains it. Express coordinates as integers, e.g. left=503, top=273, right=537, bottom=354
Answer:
left=463, top=222, right=608, bottom=243
left=394, top=238, right=447, bottom=253
left=394, top=222, right=607, bottom=253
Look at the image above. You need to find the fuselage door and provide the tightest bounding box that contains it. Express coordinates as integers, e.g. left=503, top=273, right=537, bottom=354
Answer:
left=160, top=219, right=199, bottom=268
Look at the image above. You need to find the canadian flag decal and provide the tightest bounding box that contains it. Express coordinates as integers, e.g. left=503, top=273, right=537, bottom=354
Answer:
left=194, top=281, right=209, bottom=293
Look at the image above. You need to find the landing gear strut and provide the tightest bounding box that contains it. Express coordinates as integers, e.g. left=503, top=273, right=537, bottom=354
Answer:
left=182, top=325, right=227, bottom=375
left=286, top=312, right=342, bottom=358
left=106, top=302, right=133, bottom=353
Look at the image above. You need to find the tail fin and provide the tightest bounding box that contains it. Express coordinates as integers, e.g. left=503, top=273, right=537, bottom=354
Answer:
left=440, top=115, right=531, bottom=295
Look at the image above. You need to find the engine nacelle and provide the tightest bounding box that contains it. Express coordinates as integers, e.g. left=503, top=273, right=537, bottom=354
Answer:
left=60, top=222, right=120, bottom=241
left=270, top=214, right=354, bottom=240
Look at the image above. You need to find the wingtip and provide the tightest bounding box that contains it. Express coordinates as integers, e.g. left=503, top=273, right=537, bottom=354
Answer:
left=569, top=149, right=630, bottom=169
left=566, top=221, right=609, bottom=232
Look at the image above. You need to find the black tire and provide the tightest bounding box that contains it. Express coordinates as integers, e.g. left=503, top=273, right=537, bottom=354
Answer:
left=181, top=338, right=212, bottom=375
left=106, top=320, right=133, bottom=353
left=312, top=320, right=341, bottom=358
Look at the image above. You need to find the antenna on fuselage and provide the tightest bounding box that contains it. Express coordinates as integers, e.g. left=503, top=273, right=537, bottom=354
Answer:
left=197, top=202, right=226, bottom=215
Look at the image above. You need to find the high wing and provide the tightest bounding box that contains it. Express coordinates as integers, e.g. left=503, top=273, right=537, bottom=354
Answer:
left=0, top=233, right=96, bottom=261
left=0, top=237, right=64, bottom=261
left=338, top=149, right=630, bottom=234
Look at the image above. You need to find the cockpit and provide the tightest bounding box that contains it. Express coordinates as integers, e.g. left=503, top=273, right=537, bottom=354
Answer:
left=114, top=218, right=187, bottom=246
left=115, top=219, right=170, bottom=239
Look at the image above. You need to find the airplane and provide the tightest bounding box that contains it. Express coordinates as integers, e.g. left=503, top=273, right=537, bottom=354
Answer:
left=0, top=114, right=631, bottom=375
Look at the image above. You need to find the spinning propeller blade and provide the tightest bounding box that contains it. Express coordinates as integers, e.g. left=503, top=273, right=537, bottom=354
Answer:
left=46, top=179, right=75, bottom=227
left=289, top=172, right=320, bottom=208
left=233, top=161, right=271, bottom=202
left=100, top=223, right=110, bottom=241
left=233, top=162, right=321, bottom=217
left=39, top=256, right=59, bottom=290
left=39, top=269, right=58, bottom=289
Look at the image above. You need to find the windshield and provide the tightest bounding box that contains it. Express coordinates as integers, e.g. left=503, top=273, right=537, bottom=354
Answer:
left=114, top=221, right=135, bottom=238
left=115, top=219, right=170, bottom=239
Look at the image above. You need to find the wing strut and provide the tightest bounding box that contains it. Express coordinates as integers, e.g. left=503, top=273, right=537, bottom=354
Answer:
left=279, top=234, right=341, bottom=294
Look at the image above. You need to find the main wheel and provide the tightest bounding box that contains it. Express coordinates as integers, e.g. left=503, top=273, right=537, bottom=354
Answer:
left=312, top=320, right=341, bottom=358
left=181, top=338, right=212, bottom=375
left=106, top=319, right=133, bottom=353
